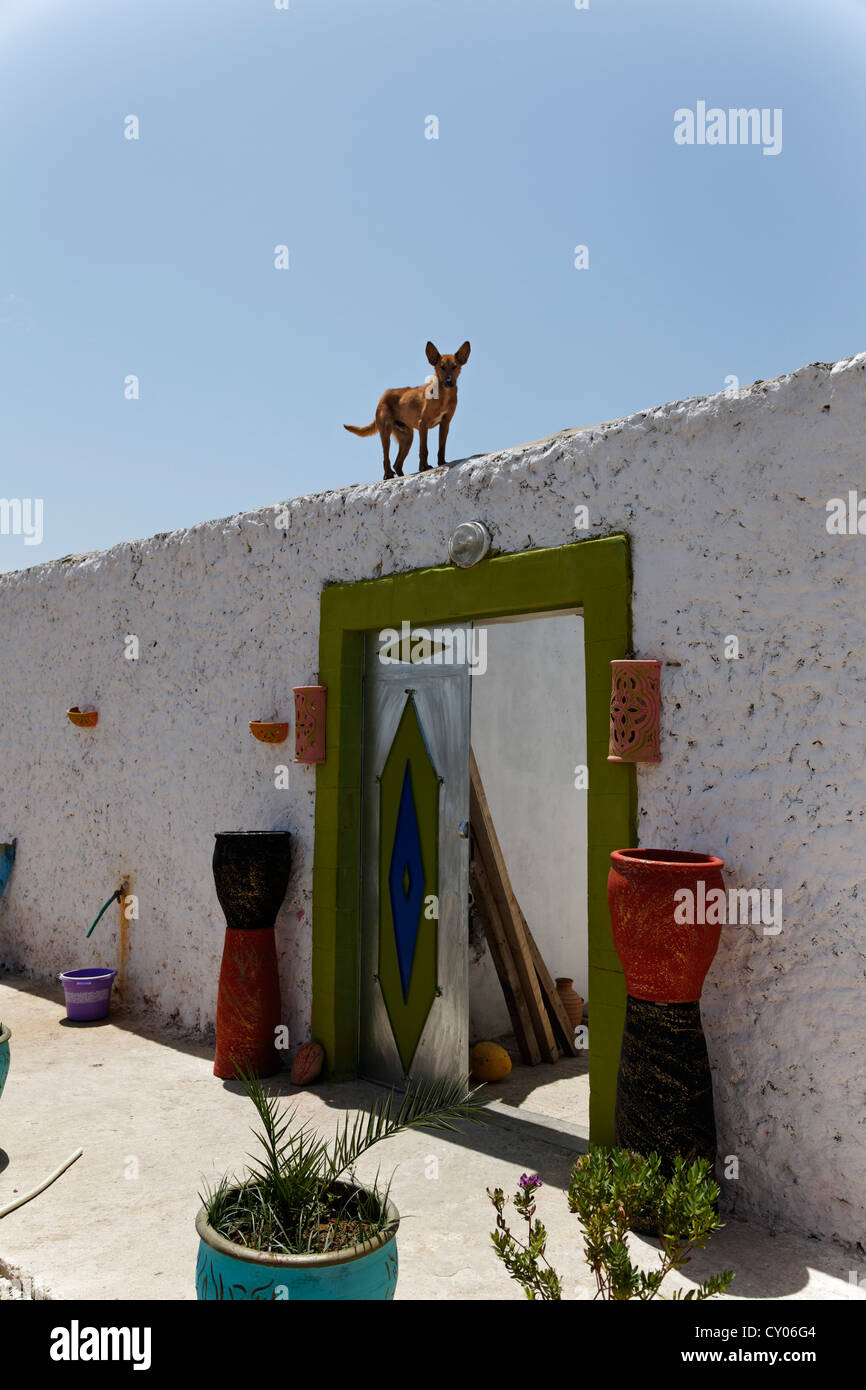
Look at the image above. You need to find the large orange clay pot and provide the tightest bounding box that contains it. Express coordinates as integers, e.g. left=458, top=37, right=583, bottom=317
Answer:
left=608, top=848, right=725, bottom=1003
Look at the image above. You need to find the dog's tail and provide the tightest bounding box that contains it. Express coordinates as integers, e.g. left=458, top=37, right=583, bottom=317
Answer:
left=343, top=421, right=378, bottom=437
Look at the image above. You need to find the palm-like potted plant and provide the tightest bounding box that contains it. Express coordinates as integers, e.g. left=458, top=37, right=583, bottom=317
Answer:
left=196, top=1070, right=482, bottom=1300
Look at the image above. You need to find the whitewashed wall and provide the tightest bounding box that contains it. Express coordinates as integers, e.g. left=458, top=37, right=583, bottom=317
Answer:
left=0, top=353, right=864, bottom=1246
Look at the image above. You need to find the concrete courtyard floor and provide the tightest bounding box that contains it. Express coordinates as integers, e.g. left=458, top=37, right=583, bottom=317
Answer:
left=480, top=1031, right=590, bottom=1129
left=0, top=977, right=862, bottom=1302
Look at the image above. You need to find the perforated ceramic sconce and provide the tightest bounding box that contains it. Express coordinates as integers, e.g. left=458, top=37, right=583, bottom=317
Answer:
left=293, top=686, right=327, bottom=764
left=607, top=660, right=661, bottom=764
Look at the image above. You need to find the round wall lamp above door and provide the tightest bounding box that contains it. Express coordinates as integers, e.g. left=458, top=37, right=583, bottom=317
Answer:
left=448, top=521, right=491, bottom=569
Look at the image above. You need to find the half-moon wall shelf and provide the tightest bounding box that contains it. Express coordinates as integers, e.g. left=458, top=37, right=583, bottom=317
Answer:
left=249, top=720, right=289, bottom=745
left=67, top=707, right=98, bottom=728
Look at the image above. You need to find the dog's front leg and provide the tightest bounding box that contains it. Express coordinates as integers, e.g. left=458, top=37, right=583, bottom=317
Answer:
left=418, top=425, right=430, bottom=471
left=437, top=415, right=450, bottom=468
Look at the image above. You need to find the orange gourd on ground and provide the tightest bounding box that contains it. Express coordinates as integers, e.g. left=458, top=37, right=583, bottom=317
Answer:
left=470, top=1041, right=512, bottom=1082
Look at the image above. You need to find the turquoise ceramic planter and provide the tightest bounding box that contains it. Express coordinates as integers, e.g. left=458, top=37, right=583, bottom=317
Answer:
left=0, top=842, right=15, bottom=900
left=195, top=1190, right=399, bottom=1300
left=0, top=1024, right=10, bottom=1101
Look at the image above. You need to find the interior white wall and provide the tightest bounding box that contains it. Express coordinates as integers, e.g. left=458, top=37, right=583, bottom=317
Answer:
left=467, top=614, right=587, bottom=1043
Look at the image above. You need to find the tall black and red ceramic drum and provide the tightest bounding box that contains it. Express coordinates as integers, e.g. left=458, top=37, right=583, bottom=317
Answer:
left=212, top=831, right=292, bottom=1079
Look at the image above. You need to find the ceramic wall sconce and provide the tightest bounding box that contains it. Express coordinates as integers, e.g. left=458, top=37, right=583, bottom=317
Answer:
left=607, top=660, right=661, bottom=763
left=293, top=686, right=327, bottom=764
left=67, top=707, right=98, bottom=728
left=249, top=721, right=289, bottom=745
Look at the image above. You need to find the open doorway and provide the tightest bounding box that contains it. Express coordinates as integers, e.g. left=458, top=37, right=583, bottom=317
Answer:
left=468, top=610, right=589, bottom=1130
left=313, top=534, right=633, bottom=1144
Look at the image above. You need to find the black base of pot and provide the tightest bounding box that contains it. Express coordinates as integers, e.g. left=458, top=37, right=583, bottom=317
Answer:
left=615, top=995, right=717, bottom=1183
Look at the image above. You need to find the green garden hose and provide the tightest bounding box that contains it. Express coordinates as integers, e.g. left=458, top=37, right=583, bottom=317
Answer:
left=85, top=889, right=123, bottom=939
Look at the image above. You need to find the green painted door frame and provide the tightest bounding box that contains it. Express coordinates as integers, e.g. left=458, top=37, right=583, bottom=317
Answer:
left=312, top=534, right=636, bottom=1143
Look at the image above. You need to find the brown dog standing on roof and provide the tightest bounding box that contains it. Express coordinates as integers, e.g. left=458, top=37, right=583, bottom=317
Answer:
left=344, top=340, right=471, bottom=480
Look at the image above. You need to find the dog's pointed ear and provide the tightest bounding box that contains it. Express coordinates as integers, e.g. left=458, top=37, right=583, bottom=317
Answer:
left=455, top=340, right=471, bottom=364
left=425, top=341, right=441, bottom=366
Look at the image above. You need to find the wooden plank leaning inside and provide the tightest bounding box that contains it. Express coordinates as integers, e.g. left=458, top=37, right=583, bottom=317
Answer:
left=469, top=849, right=541, bottom=1065
left=469, top=756, right=578, bottom=1056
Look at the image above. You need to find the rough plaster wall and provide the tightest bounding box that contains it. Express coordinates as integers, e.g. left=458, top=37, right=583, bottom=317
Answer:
left=0, top=354, right=864, bottom=1246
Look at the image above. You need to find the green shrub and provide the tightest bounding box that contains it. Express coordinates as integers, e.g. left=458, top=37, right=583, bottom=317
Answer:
left=489, top=1146, right=735, bottom=1301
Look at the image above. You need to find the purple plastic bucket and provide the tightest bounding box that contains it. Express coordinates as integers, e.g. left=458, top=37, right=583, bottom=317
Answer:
left=59, top=968, right=117, bottom=1021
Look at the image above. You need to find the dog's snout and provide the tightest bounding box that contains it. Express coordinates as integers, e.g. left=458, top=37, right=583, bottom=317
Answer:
left=444, top=377, right=454, bottom=387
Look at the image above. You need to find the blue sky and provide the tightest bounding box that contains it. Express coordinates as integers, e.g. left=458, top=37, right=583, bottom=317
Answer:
left=2, top=0, right=865, bottom=571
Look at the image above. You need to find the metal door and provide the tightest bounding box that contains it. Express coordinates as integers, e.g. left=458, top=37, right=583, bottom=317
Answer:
left=359, top=625, right=472, bottom=1085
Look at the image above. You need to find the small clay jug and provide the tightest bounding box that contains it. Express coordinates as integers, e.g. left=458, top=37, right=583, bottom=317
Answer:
left=555, top=977, right=584, bottom=1031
